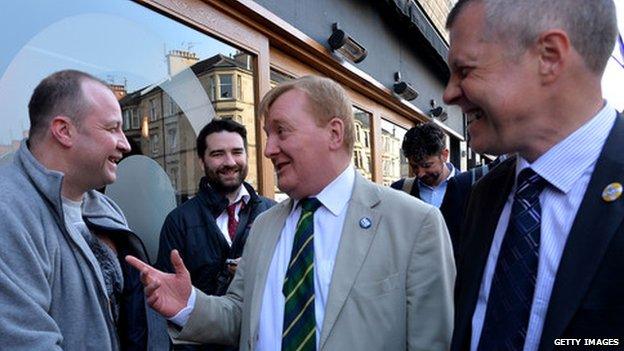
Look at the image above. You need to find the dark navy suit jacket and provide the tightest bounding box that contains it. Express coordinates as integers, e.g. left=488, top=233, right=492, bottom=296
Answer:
left=452, top=114, right=624, bottom=350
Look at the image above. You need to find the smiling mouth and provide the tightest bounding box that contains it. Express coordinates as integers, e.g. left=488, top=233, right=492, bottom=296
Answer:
left=219, top=168, right=240, bottom=177
left=274, top=161, right=289, bottom=173
left=108, top=156, right=121, bottom=165
left=466, top=110, right=484, bottom=125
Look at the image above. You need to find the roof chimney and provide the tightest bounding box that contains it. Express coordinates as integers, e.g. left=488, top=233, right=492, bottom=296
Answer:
left=167, top=50, right=200, bottom=76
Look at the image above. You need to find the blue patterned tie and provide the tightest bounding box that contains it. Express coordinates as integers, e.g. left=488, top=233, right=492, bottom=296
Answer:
left=282, top=198, right=322, bottom=351
left=478, top=168, right=547, bottom=351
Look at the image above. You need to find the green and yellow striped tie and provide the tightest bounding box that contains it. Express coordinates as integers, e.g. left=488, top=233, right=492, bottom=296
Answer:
left=282, top=197, right=322, bottom=351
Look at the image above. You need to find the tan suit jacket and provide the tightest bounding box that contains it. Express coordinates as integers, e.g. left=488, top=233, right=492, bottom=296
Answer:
left=175, top=173, right=455, bottom=350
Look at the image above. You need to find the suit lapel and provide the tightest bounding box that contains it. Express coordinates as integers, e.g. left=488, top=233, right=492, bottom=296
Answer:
left=248, top=199, right=292, bottom=341
left=454, top=158, right=516, bottom=350
left=539, top=115, right=624, bottom=349
left=459, top=159, right=515, bottom=277
left=318, top=174, right=382, bottom=350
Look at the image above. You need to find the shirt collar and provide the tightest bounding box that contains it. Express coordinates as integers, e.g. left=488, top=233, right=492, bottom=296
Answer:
left=517, top=102, right=617, bottom=193
left=447, top=162, right=456, bottom=179
left=232, top=184, right=251, bottom=205
left=292, top=165, right=354, bottom=216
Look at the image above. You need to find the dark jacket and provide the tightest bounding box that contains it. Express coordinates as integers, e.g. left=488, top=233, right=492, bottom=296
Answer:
left=453, top=116, right=624, bottom=349
left=156, top=178, right=275, bottom=296
left=391, top=170, right=473, bottom=258
left=86, top=219, right=151, bottom=351
left=155, top=179, right=275, bottom=350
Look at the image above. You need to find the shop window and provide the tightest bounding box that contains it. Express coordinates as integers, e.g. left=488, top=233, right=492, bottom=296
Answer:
left=352, top=106, right=372, bottom=180
left=270, top=68, right=296, bottom=88
left=381, top=119, right=409, bottom=186
left=0, top=0, right=258, bottom=203
left=268, top=69, right=296, bottom=202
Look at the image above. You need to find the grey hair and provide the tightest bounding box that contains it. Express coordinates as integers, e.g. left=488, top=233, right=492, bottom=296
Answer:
left=447, top=0, right=618, bottom=74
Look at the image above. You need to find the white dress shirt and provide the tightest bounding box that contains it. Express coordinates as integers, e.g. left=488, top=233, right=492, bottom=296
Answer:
left=470, top=103, right=617, bottom=351
left=215, top=185, right=251, bottom=246
left=418, top=162, right=456, bottom=208
left=168, top=184, right=249, bottom=326
left=256, top=166, right=355, bottom=351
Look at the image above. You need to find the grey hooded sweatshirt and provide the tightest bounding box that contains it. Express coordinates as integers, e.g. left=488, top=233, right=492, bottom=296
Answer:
left=0, top=140, right=140, bottom=350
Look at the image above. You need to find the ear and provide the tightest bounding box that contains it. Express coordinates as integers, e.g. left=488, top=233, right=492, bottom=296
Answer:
left=49, top=116, right=76, bottom=148
left=198, top=157, right=206, bottom=172
left=327, top=117, right=345, bottom=151
left=440, top=148, right=449, bottom=162
left=536, top=29, right=570, bottom=84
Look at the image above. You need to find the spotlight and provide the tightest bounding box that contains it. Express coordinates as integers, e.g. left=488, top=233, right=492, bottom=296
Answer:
left=392, top=72, right=418, bottom=101
left=328, top=23, right=368, bottom=63
left=429, top=106, right=448, bottom=122
left=430, top=106, right=444, bottom=117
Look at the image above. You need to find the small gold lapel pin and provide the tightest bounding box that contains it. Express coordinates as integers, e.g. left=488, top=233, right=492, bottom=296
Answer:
left=602, top=182, right=623, bottom=202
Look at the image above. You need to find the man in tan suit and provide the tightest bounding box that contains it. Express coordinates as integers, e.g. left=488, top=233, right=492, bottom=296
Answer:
left=127, top=76, right=455, bottom=350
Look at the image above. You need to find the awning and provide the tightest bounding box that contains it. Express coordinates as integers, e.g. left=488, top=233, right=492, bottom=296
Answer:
left=381, top=0, right=450, bottom=78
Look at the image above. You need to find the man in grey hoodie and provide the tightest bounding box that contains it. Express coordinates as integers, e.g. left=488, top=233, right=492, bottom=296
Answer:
left=0, top=70, right=157, bottom=350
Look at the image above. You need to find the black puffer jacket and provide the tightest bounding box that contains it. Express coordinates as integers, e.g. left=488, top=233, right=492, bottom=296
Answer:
left=155, top=178, right=275, bottom=296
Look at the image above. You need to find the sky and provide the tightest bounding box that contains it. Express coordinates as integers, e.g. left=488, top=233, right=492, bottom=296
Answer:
left=602, top=0, right=624, bottom=111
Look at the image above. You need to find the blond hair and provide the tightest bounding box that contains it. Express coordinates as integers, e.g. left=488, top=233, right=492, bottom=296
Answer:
left=258, top=75, right=355, bottom=152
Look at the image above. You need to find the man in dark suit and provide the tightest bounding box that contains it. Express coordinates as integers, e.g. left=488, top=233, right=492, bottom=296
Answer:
left=443, top=0, right=622, bottom=350
left=391, top=122, right=475, bottom=256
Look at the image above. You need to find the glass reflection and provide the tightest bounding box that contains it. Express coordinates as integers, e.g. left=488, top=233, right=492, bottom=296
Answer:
left=381, top=119, right=409, bottom=186
left=352, top=106, right=372, bottom=180
left=0, top=0, right=257, bottom=204
left=121, top=51, right=257, bottom=202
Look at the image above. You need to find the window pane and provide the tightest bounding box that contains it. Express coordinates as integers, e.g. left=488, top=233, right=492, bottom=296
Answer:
left=381, top=119, right=409, bottom=186
left=353, top=107, right=372, bottom=180
left=219, top=74, right=233, bottom=99
left=0, top=0, right=258, bottom=203
left=270, top=69, right=295, bottom=88
left=237, top=74, right=243, bottom=100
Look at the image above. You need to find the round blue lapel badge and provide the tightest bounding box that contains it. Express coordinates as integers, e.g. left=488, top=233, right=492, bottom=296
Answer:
left=359, top=217, right=372, bottom=229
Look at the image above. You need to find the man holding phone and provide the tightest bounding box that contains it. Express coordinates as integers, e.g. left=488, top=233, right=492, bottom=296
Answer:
left=155, top=119, right=275, bottom=350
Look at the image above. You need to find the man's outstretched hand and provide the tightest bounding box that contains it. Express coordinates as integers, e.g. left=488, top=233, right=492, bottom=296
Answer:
left=125, top=250, right=192, bottom=318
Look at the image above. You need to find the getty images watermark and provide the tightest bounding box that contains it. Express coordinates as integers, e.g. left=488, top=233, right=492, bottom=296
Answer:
left=554, top=339, right=620, bottom=347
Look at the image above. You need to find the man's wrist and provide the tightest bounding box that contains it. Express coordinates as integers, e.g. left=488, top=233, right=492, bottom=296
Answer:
left=168, top=288, right=196, bottom=327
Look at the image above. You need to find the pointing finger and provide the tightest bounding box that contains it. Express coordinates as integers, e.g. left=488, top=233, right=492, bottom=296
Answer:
left=125, top=255, right=152, bottom=273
